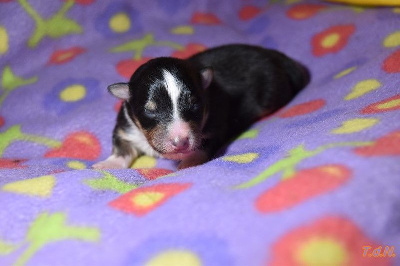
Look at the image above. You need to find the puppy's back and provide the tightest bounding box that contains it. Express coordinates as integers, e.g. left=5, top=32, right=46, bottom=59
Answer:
left=188, top=44, right=310, bottom=118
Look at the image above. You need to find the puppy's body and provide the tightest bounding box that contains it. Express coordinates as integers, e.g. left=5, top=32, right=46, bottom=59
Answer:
left=93, top=44, right=310, bottom=169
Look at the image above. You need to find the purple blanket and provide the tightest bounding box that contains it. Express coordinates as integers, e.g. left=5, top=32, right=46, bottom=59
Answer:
left=1, top=0, right=399, bottom=265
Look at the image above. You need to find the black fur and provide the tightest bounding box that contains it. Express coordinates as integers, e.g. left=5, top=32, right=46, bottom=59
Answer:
left=187, top=44, right=310, bottom=155
left=108, top=44, right=310, bottom=166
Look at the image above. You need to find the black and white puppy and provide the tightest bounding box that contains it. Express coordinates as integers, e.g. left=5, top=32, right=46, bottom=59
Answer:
left=93, top=44, right=310, bottom=169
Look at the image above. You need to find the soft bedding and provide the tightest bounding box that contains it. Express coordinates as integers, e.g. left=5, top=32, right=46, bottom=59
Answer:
left=0, top=0, right=400, bottom=265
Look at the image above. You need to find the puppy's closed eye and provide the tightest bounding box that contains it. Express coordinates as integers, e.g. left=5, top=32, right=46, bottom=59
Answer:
left=143, top=101, right=157, bottom=119
left=188, top=96, right=198, bottom=105
left=189, top=97, right=201, bottom=111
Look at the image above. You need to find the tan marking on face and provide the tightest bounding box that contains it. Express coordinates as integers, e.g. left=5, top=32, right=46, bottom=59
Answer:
left=142, top=125, right=169, bottom=154
left=145, top=101, right=157, bottom=111
left=131, top=116, right=167, bottom=154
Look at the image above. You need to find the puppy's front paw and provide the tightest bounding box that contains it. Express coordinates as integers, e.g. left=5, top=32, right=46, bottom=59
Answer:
left=92, top=155, right=131, bottom=169
left=178, top=151, right=208, bottom=170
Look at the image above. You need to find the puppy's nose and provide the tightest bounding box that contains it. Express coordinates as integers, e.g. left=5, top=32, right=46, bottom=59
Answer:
left=172, top=137, right=189, bottom=150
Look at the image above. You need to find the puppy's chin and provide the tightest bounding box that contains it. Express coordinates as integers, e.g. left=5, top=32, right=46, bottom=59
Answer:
left=162, top=151, right=195, bottom=161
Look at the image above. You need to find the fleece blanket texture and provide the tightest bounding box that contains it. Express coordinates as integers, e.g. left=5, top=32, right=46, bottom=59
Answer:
left=1, top=0, right=400, bottom=265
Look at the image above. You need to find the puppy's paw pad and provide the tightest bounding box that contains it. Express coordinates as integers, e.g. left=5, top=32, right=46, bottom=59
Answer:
left=92, top=156, right=128, bottom=169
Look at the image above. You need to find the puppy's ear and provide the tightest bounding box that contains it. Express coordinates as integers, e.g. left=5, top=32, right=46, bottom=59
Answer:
left=200, top=68, right=213, bottom=89
left=107, top=83, right=130, bottom=100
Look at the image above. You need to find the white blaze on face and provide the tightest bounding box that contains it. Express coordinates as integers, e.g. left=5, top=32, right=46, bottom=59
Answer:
left=163, top=69, right=181, bottom=120
left=162, top=69, right=193, bottom=152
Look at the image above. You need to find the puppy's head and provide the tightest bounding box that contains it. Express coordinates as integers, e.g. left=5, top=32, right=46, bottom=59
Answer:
left=108, top=57, right=212, bottom=160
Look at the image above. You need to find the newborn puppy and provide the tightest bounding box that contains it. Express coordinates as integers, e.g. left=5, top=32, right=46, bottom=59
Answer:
left=93, top=44, right=310, bottom=169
